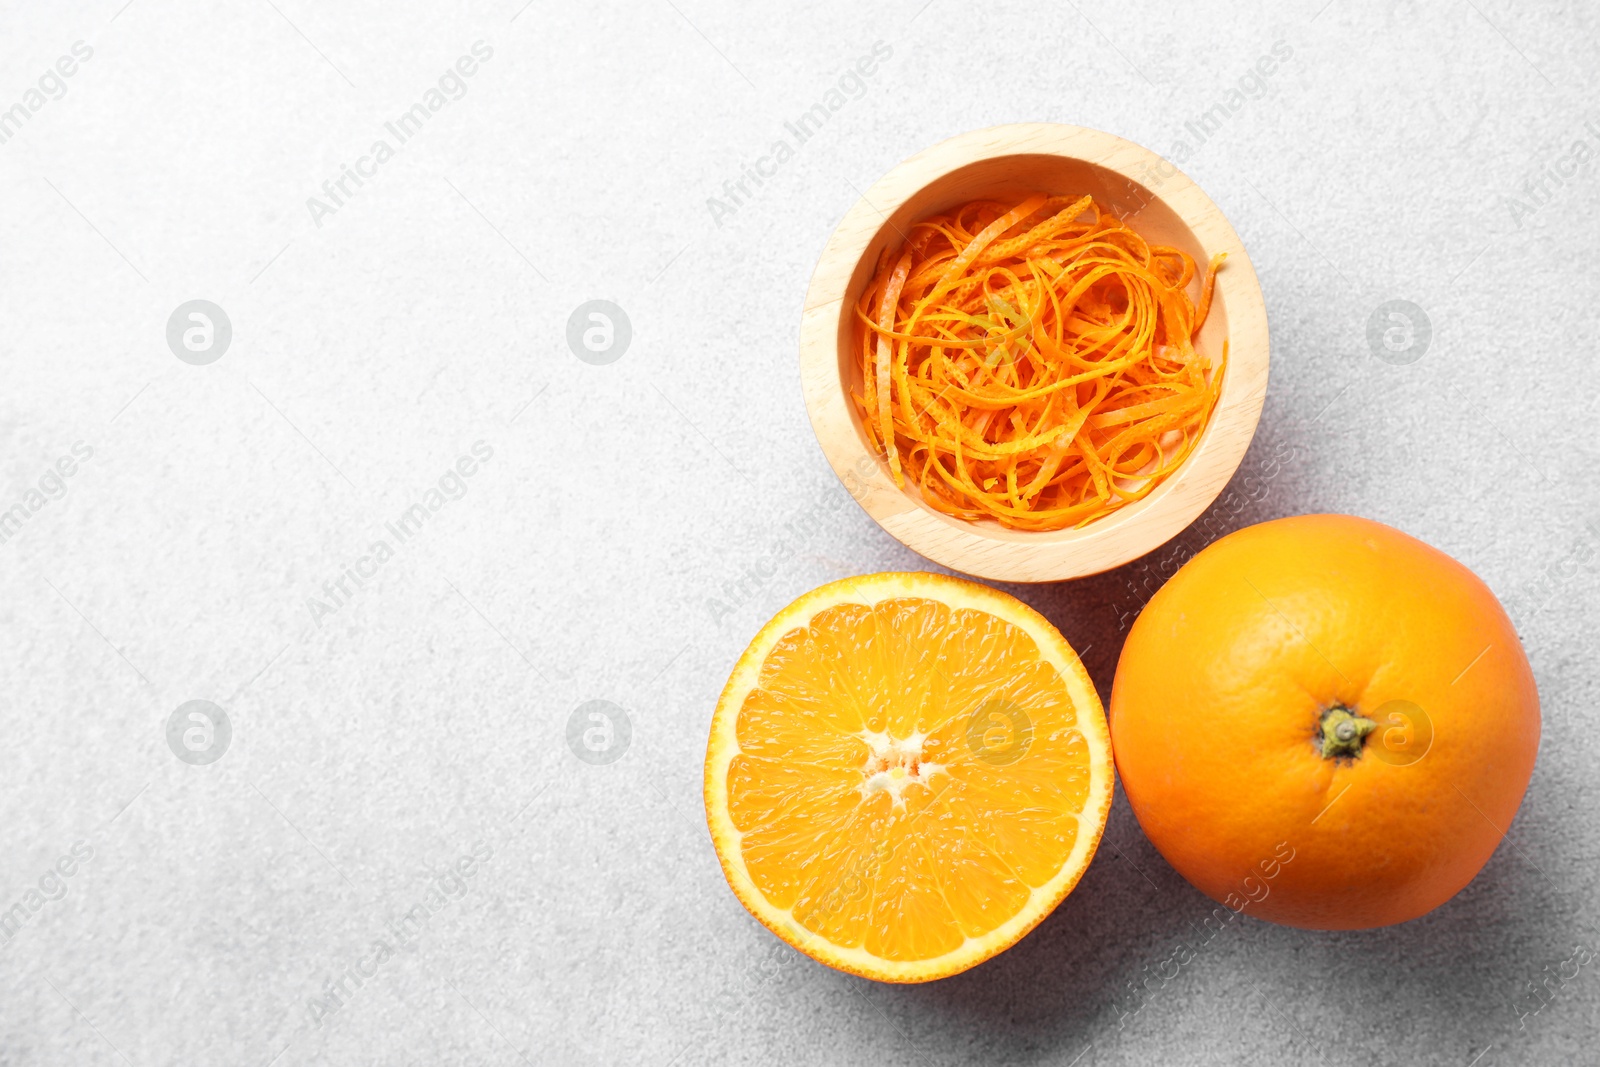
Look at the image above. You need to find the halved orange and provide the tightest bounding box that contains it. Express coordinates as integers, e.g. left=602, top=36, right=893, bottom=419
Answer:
left=704, top=572, right=1113, bottom=982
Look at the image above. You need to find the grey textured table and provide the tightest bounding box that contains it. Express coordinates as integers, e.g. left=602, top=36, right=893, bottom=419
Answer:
left=2, top=1, right=1597, bottom=1064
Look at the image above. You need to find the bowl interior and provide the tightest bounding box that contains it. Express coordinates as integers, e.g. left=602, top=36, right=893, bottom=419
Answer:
left=833, top=152, right=1231, bottom=543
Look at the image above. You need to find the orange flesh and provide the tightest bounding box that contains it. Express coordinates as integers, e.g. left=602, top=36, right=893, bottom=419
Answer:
left=726, top=597, right=1094, bottom=961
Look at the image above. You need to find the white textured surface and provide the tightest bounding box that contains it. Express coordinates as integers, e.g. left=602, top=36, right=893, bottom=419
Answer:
left=1, top=1, right=1597, bottom=1064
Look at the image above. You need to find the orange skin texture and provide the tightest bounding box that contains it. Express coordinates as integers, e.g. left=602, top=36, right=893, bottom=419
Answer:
left=1110, top=514, right=1540, bottom=930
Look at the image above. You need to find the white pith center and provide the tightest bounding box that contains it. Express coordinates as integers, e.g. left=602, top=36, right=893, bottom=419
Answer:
left=858, top=729, right=946, bottom=807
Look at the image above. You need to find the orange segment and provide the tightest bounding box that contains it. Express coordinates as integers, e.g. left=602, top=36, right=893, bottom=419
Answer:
left=704, top=572, right=1114, bottom=983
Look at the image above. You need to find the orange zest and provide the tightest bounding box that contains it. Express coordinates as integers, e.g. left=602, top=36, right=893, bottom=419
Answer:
left=853, top=194, right=1228, bottom=531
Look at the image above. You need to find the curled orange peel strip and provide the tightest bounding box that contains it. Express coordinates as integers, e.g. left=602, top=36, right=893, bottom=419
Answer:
left=854, top=195, right=1228, bottom=531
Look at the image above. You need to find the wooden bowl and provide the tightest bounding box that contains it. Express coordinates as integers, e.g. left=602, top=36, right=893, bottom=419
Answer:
left=798, top=123, right=1269, bottom=583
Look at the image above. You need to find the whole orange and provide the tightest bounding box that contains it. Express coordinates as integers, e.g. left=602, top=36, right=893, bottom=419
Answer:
left=1110, top=513, right=1539, bottom=929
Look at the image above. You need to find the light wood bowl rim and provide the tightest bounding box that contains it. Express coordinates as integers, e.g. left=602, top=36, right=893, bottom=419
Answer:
left=798, top=123, right=1270, bottom=583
